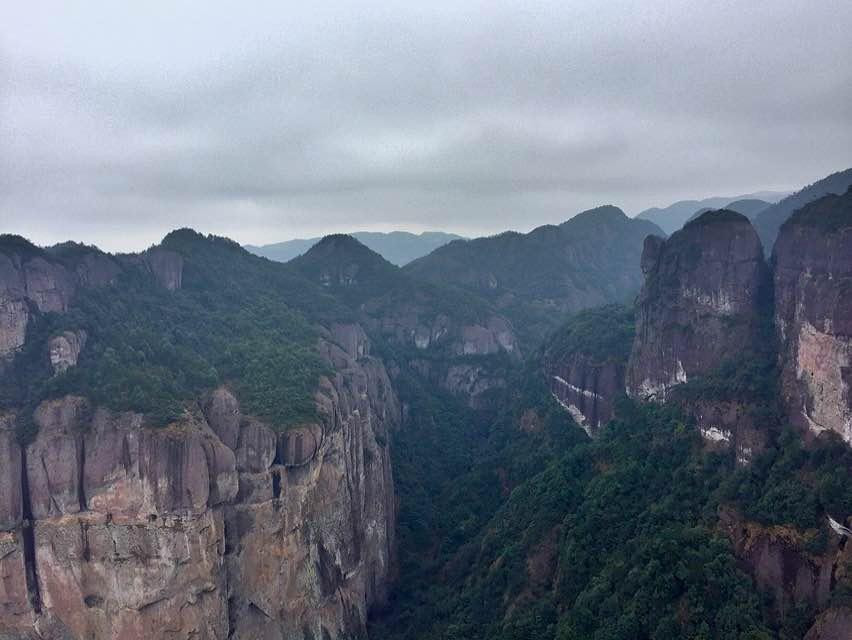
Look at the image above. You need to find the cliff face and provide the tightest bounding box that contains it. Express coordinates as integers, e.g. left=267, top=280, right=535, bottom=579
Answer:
left=0, top=237, right=175, bottom=364
left=0, top=323, right=399, bottom=640
left=626, top=211, right=769, bottom=402
left=547, top=356, right=623, bottom=436
left=774, top=189, right=852, bottom=445
left=719, top=508, right=852, bottom=639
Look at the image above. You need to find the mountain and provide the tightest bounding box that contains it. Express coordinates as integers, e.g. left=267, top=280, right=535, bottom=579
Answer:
left=3, top=185, right=852, bottom=640
left=637, top=190, right=788, bottom=234
left=372, top=202, right=852, bottom=640
left=774, top=186, right=852, bottom=444
left=685, top=198, right=772, bottom=224
left=246, top=230, right=463, bottom=266
left=0, top=230, right=398, bottom=639
left=753, top=167, right=852, bottom=253
left=289, top=234, right=522, bottom=407
left=404, top=206, right=663, bottom=345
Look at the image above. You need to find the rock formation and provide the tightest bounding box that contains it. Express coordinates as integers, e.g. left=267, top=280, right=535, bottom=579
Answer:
left=0, top=322, right=399, bottom=640
left=0, top=238, right=121, bottom=362
left=720, top=507, right=852, bottom=639
left=48, top=330, right=87, bottom=375
left=773, top=188, right=852, bottom=445
left=626, top=210, right=769, bottom=402
left=547, top=358, right=623, bottom=436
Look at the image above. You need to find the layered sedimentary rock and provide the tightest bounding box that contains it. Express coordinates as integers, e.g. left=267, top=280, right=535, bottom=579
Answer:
left=0, top=322, right=399, bottom=640
left=773, top=189, right=852, bottom=444
left=626, top=211, right=769, bottom=402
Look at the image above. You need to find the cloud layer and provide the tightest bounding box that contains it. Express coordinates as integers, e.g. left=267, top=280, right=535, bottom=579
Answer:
left=2, top=0, right=851, bottom=251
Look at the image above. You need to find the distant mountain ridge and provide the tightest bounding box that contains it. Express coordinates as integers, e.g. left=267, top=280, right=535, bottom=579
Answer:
left=753, top=167, right=852, bottom=253
left=685, top=198, right=772, bottom=225
left=403, top=205, right=663, bottom=344
left=636, top=190, right=789, bottom=234
left=246, top=230, right=463, bottom=266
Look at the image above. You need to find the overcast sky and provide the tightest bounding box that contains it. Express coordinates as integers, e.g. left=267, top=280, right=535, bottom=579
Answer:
left=1, top=1, right=851, bottom=252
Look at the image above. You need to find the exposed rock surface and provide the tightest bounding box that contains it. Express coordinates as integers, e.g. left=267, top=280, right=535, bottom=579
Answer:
left=143, top=248, right=184, bottom=291
left=48, top=330, right=86, bottom=375
left=773, top=188, right=852, bottom=445
left=0, top=417, right=22, bottom=532
left=720, top=508, right=851, bottom=621
left=805, top=607, right=852, bottom=640
left=679, top=398, right=766, bottom=465
left=547, top=358, right=623, bottom=436
left=0, top=323, right=399, bottom=640
left=626, top=211, right=769, bottom=402
left=0, top=237, right=125, bottom=362
left=541, top=305, right=635, bottom=436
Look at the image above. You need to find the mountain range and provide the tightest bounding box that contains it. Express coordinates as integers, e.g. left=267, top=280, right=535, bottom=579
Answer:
left=246, top=230, right=463, bottom=266
left=0, top=169, right=851, bottom=640
left=636, top=190, right=790, bottom=234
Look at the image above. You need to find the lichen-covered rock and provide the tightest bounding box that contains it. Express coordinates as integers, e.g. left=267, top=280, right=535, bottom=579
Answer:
left=773, top=188, right=852, bottom=444
left=627, top=211, right=769, bottom=401
left=48, top=330, right=87, bottom=375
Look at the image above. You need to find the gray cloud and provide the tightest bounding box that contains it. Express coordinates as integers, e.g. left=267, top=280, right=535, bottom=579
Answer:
left=1, top=0, right=851, bottom=251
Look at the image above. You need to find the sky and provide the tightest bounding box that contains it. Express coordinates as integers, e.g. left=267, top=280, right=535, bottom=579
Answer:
left=1, top=1, right=851, bottom=252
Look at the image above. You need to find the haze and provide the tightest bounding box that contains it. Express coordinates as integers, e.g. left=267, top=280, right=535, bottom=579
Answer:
left=1, top=0, right=851, bottom=252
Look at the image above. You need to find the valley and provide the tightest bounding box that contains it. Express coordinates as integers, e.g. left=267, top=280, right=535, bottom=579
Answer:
left=1, top=172, right=851, bottom=640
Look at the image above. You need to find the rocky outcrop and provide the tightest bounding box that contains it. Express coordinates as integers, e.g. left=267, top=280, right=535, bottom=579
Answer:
left=48, top=330, right=86, bottom=375
left=143, top=248, right=184, bottom=291
left=773, top=188, right=852, bottom=445
left=224, top=326, right=398, bottom=640
left=0, top=237, right=187, bottom=365
left=0, top=417, right=22, bottom=532
left=680, top=399, right=766, bottom=465
left=547, top=358, right=623, bottom=436
left=626, top=211, right=769, bottom=401
left=805, top=607, right=852, bottom=640
left=0, top=323, right=399, bottom=640
left=720, top=508, right=851, bottom=623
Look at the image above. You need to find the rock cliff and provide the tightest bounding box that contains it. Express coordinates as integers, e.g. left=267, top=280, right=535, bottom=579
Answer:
left=542, top=305, right=634, bottom=436
left=719, top=507, right=852, bottom=639
left=626, top=210, right=770, bottom=402
left=773, top=188, right=852, bottom=445
left=0, top=322, right=399, bottom=640
left=0, top=237, right=127, bottom=363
